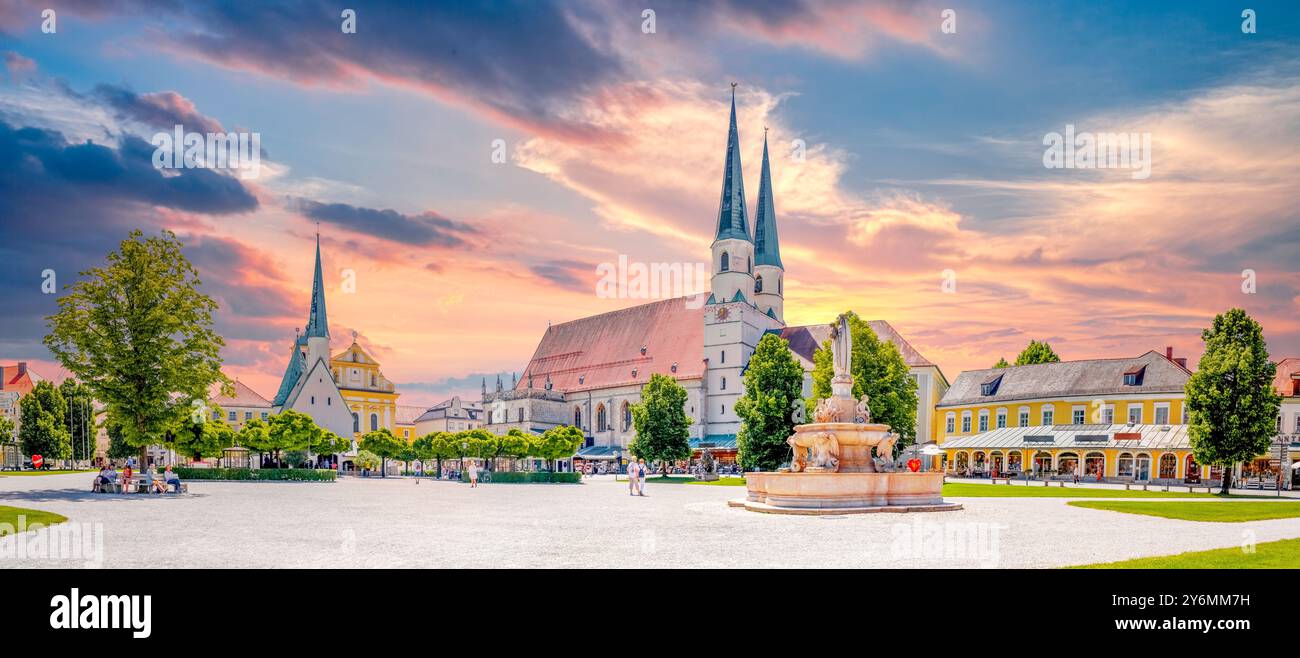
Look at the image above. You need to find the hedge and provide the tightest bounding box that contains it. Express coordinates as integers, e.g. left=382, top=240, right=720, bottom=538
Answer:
left=173, top=467, right=337, bottom=482
left=462, top=471, right=582, bottom=484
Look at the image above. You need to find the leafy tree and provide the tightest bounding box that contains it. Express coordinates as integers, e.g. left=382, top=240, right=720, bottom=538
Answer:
left=463, top=429, right=502, bottom=469
left=499, top=428, right=533, bottom=469
left=19, top=381, right=71, bottom=464
left=1185, top=308, right=1282, bottom=494
left=265, top=410, right=322, bottom=465
left=735, top=333, right=804, bottom=471
left=0, top=415, right=14, bottom=444
left=359, top=428, right=405, bottom=477
left=44, top=230, right=227, bottom=465
left=992, top=357, right=1010, bottom=369
left=353, top=450, right=381, bottom=473
left=533, top=425, right=584, bottom=472
left=236, top=417, right=272, bottom=463
left=59, top=379, right=96, bottom=462
left=811, top=312, right=918, bottom=454
left=105, top=417, right=136, bottom=461
left=312, top=429, right=351, bottom=458
left=629, top=374, right=692, bottom=476
left=1014, top=339, right=1060, bottom=366
left=283, top=450, right=309, bottom=468
left=413, top=432, right=443, bottom=475
left=170, top=415, right=235, bottom=461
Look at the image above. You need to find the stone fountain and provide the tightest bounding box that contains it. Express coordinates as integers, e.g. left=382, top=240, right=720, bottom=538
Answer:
left=735, top=314, right=962, bottom=515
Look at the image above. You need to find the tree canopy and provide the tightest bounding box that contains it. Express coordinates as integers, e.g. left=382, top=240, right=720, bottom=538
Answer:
left=736, top=333, right=803, bottom=471
left=629, top=374, right=692, bottom=475
left=19, top=380, right=71, bottom=462
left=1185, top=308, right=1281, bottom=494
left=44, top=230, right=227, bottom=463
left=1014, top=340, right=1060, bottom=366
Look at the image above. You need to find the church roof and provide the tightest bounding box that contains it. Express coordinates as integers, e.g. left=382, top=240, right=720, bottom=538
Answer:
left=753, top=131, right=782, bottom=268
left=519, top=297, right=706, bottom=393
left=213, top=380, right=272, bottom=408
left=303, top=234, right=329, bottom=339
left=272, top=341, right=305, bottom=407
left=713, top=85, right=751, bottom=243
left=778, top=320, right=936, bottom=370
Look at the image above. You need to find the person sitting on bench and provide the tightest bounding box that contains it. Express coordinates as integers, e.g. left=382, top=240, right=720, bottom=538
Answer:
left=92, top=466, right=114, bottom=492
left=164, top=466, right=182, bottom=493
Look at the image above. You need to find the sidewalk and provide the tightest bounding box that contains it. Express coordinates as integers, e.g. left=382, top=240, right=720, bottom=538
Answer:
left=944, top=476, right=1300, bottom=498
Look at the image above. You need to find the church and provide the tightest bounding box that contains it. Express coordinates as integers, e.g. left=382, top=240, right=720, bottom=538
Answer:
left=483, top=89, right=949, bottom=464
left=267, top=234, right=422, bottom=468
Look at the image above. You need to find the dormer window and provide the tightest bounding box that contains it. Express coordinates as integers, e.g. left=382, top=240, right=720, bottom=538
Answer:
left=671, top=362, right=678, bottom=373
left=980, top=373, right=1003, bottom=396
left=1123, top=365, right=1145, bottom=386
left=640, top=345, right=647, bottom=355
left=720, top=252, right=729, bottom=272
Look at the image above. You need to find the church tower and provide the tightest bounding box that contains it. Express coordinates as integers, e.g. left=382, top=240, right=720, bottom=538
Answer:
left=708, top=83, right=756, bottom=307
left=302, top=232, right=331, bottom=368
left=753, top=128, right=785, bottom=323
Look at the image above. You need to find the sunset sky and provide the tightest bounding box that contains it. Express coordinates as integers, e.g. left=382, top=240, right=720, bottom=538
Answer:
left=2, top=1, right=1298, bottom=406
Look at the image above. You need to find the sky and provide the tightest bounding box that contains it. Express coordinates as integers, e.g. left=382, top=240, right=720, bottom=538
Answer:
left=1, top=0, right=1298, bottom=406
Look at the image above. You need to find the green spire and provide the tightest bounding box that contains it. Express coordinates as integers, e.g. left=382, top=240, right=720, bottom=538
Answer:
left=713, top=83, right=751, bottom=243
left=754, top=128, right=782, bottom=269
left=303, top=231, right=329, bottom=339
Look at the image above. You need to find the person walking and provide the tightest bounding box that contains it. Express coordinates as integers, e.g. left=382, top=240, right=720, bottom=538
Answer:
left=637, top=458, right=648, bottom=496
left=627, top=459, right=640, bottom=496
left=467, top=460, right=479, bottom=488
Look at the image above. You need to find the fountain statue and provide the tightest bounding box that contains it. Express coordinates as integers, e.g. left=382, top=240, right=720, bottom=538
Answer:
left=734, top=313, right=961, bottom=514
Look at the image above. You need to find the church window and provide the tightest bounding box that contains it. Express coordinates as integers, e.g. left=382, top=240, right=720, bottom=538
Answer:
left=622, top=402, right=631, bottom=430
left=371, top=374, right=376, bottom=387
left=310, top=396, right=315, bottom=405
left=721, top=377, right=727, bottom=391
left=720, top=252, right=729, bottom=272
left=755, top=275, right=763, bottom=293
left=722, top=404, right=726, bottom=415
left=778, top=276, right=782, bottom=295
left=747, top=257, right=751, bottom=274
left=721, top=350, right=726, bottom=364
left=370, top=413, right=378, bottom=431
left=574, top=407, right=582, bottom=428
left=352, top=413, right=359, bottom=433
left=596, top=404, right=607, bottom=432
left=517, top=408, right=524, bottom=423
left=327, top=397, right=331, bottom=406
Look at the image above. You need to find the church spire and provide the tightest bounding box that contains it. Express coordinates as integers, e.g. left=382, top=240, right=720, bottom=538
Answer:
left=713, top=83, right=751, bottom=243
left=753, top=127, right=782, bottom=268
left=304, top=229, right=330, bottom=339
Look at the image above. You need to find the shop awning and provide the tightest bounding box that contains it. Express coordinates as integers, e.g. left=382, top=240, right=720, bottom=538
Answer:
left=574, top=446, right=623, bottom=460
left=690, top=435, right=738, bottom=451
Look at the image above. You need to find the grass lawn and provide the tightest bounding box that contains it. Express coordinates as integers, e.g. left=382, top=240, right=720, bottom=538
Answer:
left=0, top=505, right=68, bottom=536
left=643, top=475, right=747, bottom=486
left=942, top=482, right=1245, bottom=498
left=1067, top=500, right=1300, bottom=522
left=1071, top=537, right=1300, bottom=568
left=0, top=469, right=93, bottom=477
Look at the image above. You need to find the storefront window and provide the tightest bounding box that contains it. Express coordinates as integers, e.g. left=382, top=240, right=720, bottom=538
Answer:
left=1033, top=451, right=1053, bottom=474
left=1136, top=453, right=1151, bottom=481
left=1006, top=451, right=1022, bottom=471
left=1117, top=452, right=1134, bottom=477
left=1084, top=452, right=1105, bottom=478
left=1057, top=452, right=1079, bottom=475
left=1159, top=453, right=1177, bottom=479
left=1185, top=455, right=1200, bottom=482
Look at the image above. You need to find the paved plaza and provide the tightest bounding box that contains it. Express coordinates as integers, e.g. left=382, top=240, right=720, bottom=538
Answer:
left=3, top=473, right=1300, bottom=568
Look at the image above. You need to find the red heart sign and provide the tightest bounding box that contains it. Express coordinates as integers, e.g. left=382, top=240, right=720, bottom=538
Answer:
left=32, top=454, right=43, bottom=469
left=906, top=458, right=920, bottom=472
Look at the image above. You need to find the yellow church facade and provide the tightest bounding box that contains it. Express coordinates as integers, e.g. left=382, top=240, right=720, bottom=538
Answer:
left=331, top=338, right=408, bottom=441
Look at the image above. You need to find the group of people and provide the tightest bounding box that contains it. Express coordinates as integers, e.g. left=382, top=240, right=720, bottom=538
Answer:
left=626, top=458, right=649, bottom=496
left=92, top=462, right=183, bottom=494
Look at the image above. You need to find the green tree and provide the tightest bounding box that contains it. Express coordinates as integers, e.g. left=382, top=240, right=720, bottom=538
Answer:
left=170, top=415, right=235, bottom=461
left=735, top=333, right=804, bottom=471
left=811, top=312, right=918, bottom=455
left=59, top=379, right=96, bottom=463
left=1014, top=339, right=1060, bottom=366
left=533, top=425, right=584, bottom=472
left=629, top=374, right=692, bottom=476
left=359, top=428, right=405, bottom=477
left=19, top=381, right=71, bottom=465
left=1185, top=308, right=1282, bottom=494
left=413, top=432, right=447, bottom=475
left=312, top=429, right=351, bottom=458
left=992, top=357, right=1010, bottom=369
left=283, top=450, right=309, bottom=468
left=499, top=428, right=534, bottom=469
left=105, top=417, right=136, bottom=461
left=236, top=417, right=272, bottom=464
left=264, top=410, right=322, bottom=465
left=353, top=450, right=381, bottom=473
left=0, top=415, right=14, bottom=444
left=44, top=230, right=228, bottom=464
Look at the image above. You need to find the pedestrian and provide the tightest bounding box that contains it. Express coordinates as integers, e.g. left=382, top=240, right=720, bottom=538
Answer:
left=627, top=459, right=639, bottom=496
left=467, top=460, right=479, bottom=488
left=637, top=458, right=648, bottom=496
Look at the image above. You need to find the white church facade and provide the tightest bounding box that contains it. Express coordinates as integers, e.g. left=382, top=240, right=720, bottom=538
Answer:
left=484, top=89, right=949, bottom=463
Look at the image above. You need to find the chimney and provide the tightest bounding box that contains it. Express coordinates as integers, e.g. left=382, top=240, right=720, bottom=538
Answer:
left=1165, top=347, right=1173, bottom=360
left=1175, top=357, right=1188, bottom=369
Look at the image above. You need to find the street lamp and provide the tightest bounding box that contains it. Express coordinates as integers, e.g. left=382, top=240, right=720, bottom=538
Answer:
left=461, top=441, right=468, bottom=477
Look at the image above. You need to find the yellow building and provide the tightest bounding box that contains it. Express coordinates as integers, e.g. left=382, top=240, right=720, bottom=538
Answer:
left=936, top=350, right=1222, bottom=483
left=331, top=335, right=402, bottom=441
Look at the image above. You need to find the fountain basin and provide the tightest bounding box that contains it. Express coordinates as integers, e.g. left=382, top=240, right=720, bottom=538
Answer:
left=738, top=471, right=961, bottom=515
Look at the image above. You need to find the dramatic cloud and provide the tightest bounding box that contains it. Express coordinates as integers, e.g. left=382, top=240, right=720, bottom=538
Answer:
left=292, top=199, right=477, bottom=248
left=91, top=84, right=224, bottom=134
